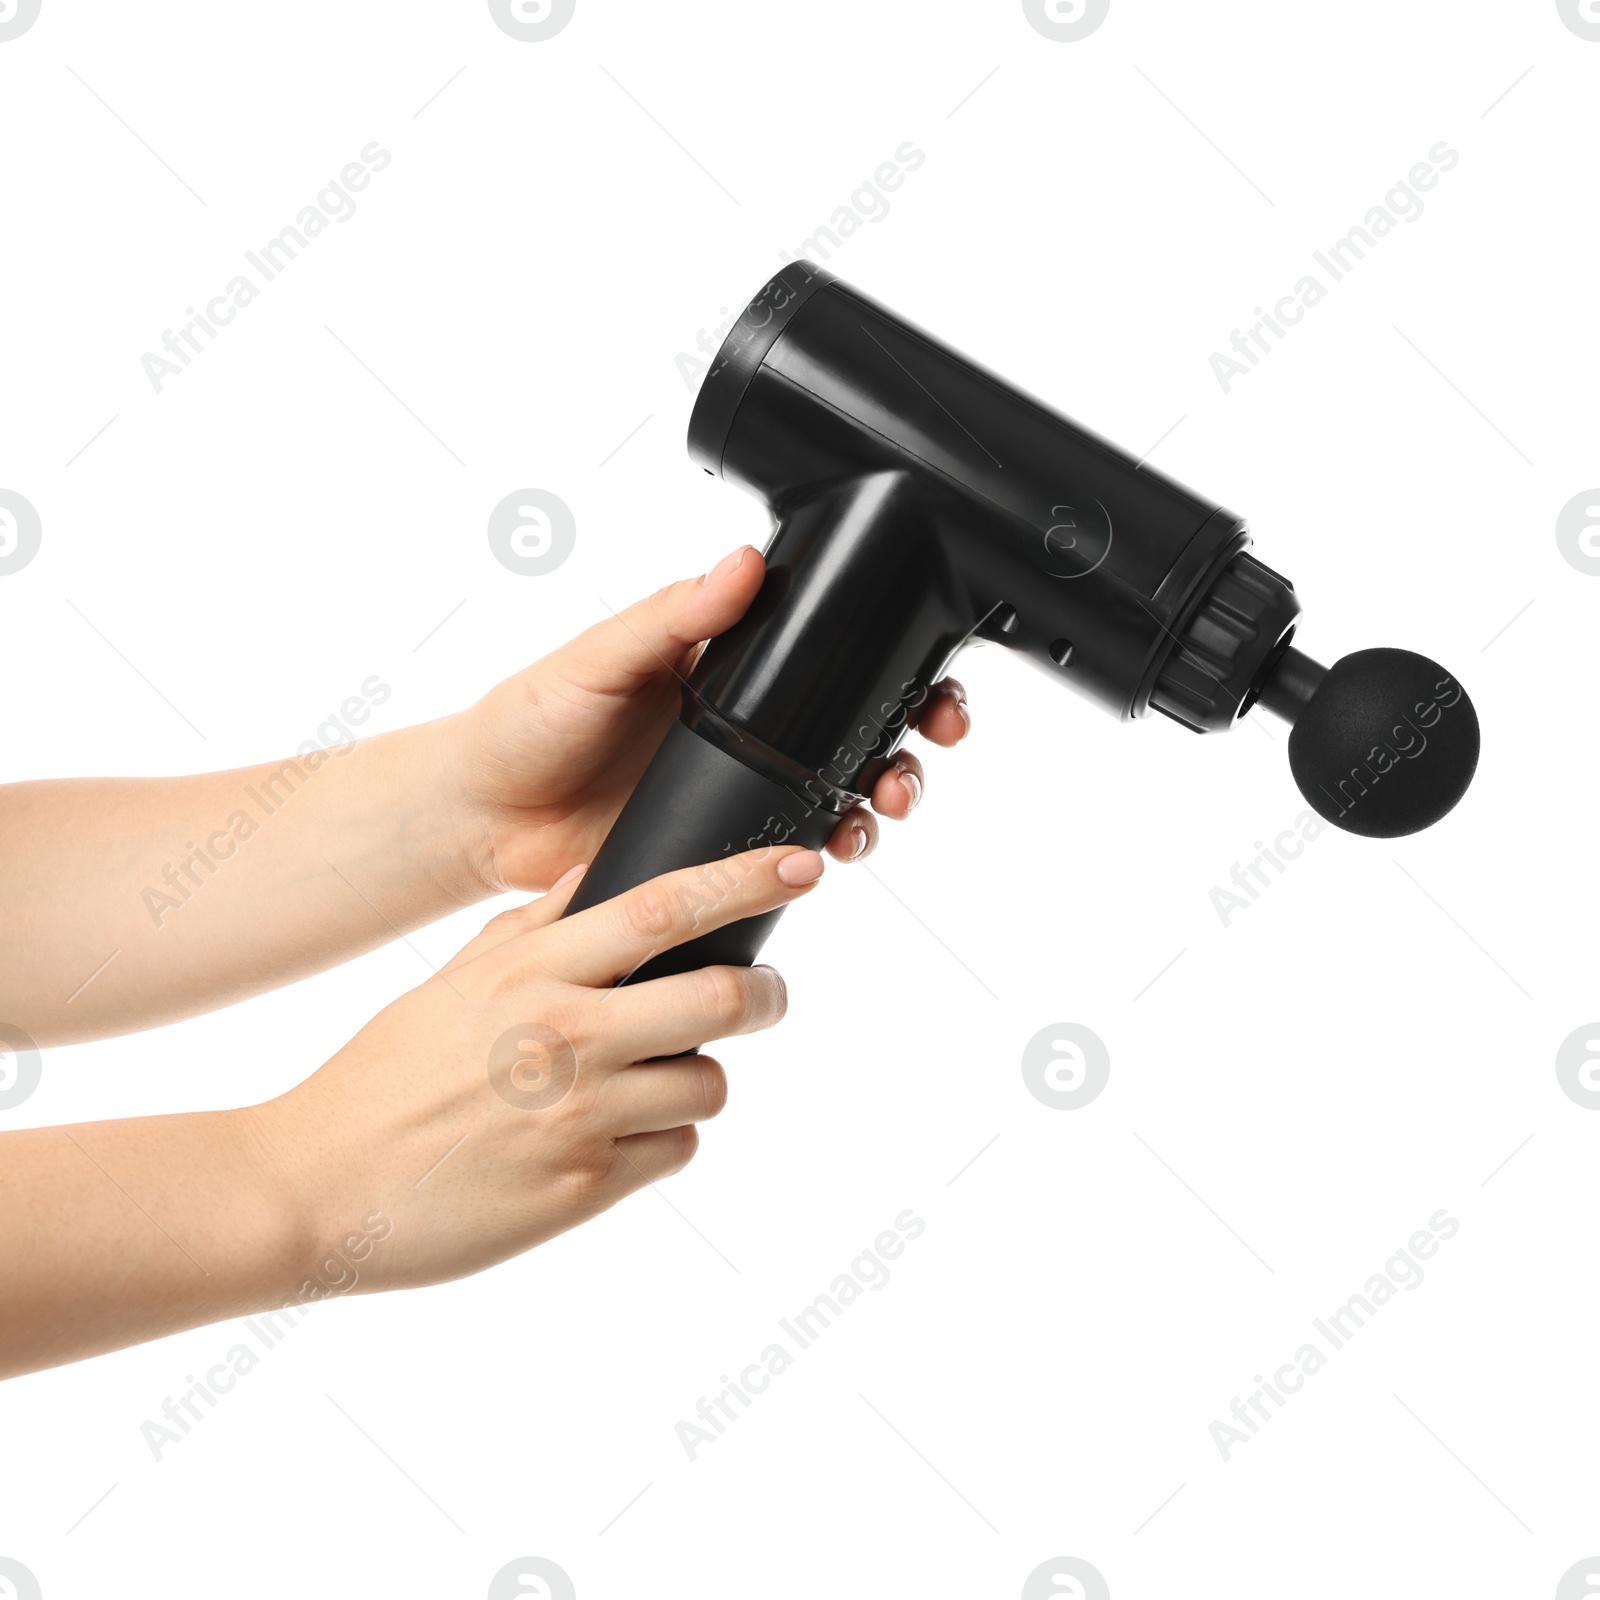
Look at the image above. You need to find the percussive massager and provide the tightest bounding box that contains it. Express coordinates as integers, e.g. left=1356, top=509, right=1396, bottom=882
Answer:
left=565, top=264, right=1480, bottom=979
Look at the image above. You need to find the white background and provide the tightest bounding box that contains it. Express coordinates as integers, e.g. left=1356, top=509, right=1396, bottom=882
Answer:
left=2, top=2, right=1596, bottom=1596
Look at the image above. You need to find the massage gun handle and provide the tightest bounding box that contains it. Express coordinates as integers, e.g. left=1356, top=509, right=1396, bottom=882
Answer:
left=560, top=719, right=837, bottom=985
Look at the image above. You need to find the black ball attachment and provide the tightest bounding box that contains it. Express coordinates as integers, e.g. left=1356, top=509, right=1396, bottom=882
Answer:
left=1257, top=646, right=1479, bottom=838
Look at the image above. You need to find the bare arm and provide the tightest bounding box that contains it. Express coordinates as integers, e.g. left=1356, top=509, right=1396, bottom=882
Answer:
left=0, top=721, right=482, bottom=1045
left=0, top=1105, right=305, bottom=1376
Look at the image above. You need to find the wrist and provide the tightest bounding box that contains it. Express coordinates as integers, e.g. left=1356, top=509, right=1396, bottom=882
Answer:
left=362, top=714, right=500, bottom=905
left=231, top=1098, right=333, bottom=1307
left=430, top=704, right=510, bottom=896
left=242, top=1083, right=406, bottom=1303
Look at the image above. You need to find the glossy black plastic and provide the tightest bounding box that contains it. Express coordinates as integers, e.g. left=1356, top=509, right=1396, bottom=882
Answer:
left=683, top=262, right=1286, bottom=801
left=562, top=266, right=1297, bottom=986
left=561, top=266, right=1474, bottom=988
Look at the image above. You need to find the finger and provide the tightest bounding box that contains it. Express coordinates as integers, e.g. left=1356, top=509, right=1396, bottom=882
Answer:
left=869, top=753, right=924, bottom=821
left=603, top=1058, right=728, bottom=1136
left=592, top=963, right=787, bottom=1061
left=536, top=846, right=825, bottom=987
left=552, top=547, right=766, bottom=698
left=606, top=1125, right=699, bottom=1192
left=910, top=678, right=971, bottom=748
left=825, top=805, right=878, bottom=861
left=445, top=864, right=589, bottom=969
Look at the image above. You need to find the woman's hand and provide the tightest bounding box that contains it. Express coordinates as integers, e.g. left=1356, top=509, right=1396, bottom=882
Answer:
left=0, top=846, right=824, bottom=1376
left=441, top=546, right=972, bottom=895
left=1, top=551, right=967, bottom=1045
left=255, top=844, right=826, bottom=1294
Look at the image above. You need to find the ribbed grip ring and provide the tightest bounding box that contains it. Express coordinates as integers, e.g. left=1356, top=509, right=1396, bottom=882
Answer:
left=1148, top=553, right=1301, bottom=733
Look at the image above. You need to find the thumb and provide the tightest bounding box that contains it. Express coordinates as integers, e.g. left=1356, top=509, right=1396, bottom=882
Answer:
left=444, top=862, right=591, bottom=970
left=558, top=545, right=764, bottom=697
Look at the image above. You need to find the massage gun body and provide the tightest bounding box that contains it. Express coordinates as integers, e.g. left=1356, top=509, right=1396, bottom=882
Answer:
left=682, top=264, right=1277, bottom=811
left=563, top=263, right=1475, bottom=983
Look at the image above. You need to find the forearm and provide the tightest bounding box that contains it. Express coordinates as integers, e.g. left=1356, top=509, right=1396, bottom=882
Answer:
left=0, top=1105, right=321, bottom=1379
left=0, top=720, right=488, bottom=1044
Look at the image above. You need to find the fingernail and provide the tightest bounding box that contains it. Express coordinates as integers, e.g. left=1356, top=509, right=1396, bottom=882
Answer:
left=777, top=849, right=825, bottom=886
left=954, top=700, right=972, bottom=737
left=847, top=823, right=869, bottom=860
left=896, top=765, right=922, bottom=810
left=702, top=545, right=749, bottom=586
left=549, top=862, right=588, bottom=893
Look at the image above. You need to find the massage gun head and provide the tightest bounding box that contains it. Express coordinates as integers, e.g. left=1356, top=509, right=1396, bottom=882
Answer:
left=1255, top=644, right=1480, bottom=837
left=686, top=262, right=1479, bottom=839
left=1145, top=563, right=1480, bottom=837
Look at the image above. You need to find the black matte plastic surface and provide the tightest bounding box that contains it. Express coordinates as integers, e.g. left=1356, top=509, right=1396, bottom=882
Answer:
left=1287, top=648, right=1480, bottom=837
left=562, top=721, right=837, bottom=984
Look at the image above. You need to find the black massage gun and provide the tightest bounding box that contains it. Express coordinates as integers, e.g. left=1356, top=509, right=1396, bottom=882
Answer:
left=565, top=263, right=1480, bottom=979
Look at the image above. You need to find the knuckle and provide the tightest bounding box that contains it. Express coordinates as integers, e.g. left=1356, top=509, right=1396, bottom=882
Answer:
left=486, top=1004, right=587, bottom=1115
left=484, top=956, right=531, bottom=1004
left=558, top=1138, right=621, bottom=1205
left=669, top=1124, right=699, bottom=1173
left=696, top=1060, right=729, bottom=1119
left=620, top=885, right=677, bottom=943
left=697, top=966, right=751, bottom=1028
left=483, top=979, right=582, bottom=1054
left=549, top=1001, right=593, bottom=1058
left=520, top=992, right=577, bottom=1037
left=551, top=1066, right=602, bottom=1124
